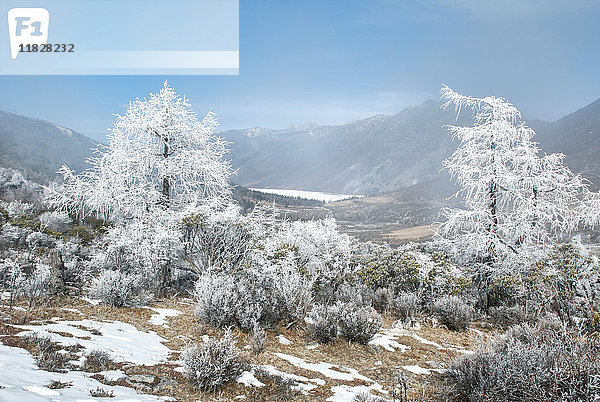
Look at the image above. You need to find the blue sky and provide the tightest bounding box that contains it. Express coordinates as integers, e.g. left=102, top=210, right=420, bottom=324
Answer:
left=1, top=0, right=599, bottom=141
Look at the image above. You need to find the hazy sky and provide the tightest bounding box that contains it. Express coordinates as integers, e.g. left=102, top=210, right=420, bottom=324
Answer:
left=1, top=0, right=599, bottom=141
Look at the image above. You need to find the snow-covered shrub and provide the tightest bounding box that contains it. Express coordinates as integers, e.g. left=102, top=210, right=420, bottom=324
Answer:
left=255, top=218, right=354, bottom=295
left=195, top=265, right=312, bottom=331
left=181, top=204, right=256, bottom=273
left=195, top=272, right=243, bottom=329
left=332, top=282, right=377, bottom=308
left=270, top=263, right=313, bottom=322
left=524, top=243, right=600, bottom=324
left=0, top=224, right=32, bottom=249
left=488, top=304, right=528, bottom=328
left=305, top=304, right=338, bottom=344
left=39, top=211, right=71, bottom=233
left=432, top=295, right=474, bottom=331
left=21, top=263, right=51, bottom=306
left=88, top=270, right=147, bottom=307
left=5, top=200, right=35, bottom=217
left=92, top=216, right=182, bottom=293
left=0, top=167, right=43, bottom=201
left=182, top=330, right=243, bottom=391
left=306, top=301, right=382, bottom=344
left=26, top=231, right=56, bottom=249
left=443, top=322, right=600, bottom=401
left=394, top=291, right=420, bottom=321
left=336, top=302, right=382, bottom=344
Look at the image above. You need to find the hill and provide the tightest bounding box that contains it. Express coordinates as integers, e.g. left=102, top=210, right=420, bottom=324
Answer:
left=0, top=111, right=98, bottom=183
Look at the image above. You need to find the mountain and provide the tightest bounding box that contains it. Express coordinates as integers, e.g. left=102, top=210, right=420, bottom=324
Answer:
left=221, top=101, right=467, bottom=196
left=531, top=98, right=600, bottom=187
left=1, top=95, right=599, bottom=198
left=0, top=111, right=98, bottom=183
left=221, top=98, right=600, bottom=196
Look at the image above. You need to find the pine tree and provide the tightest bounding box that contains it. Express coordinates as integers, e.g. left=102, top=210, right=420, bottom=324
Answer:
left=47, top=83, right=233, bottom=291
left=47, top=82, right=232, bottom=221
left=436, top=86, right=593, bottom=275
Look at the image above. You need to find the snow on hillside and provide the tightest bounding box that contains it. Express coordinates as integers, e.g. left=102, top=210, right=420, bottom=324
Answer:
left=250, top=188, right=363, bottom=203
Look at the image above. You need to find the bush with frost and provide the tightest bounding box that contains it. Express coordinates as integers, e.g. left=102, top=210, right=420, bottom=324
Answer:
left=444, top=321, right=600, bottom=401
left=394, top=291, right=420, bottom=321
left=182, top=330, right=243, bottom=391
left=306, top=301, right=382, bottom=344
left=432, top=295, right=474, bottom=331
left=195, top=262, right=313, bottom=331
left=88, top=270, right=147, bottom=307
left=39, top=210, right=71, bottom=233
left=337, top=302, right=382, bottom=344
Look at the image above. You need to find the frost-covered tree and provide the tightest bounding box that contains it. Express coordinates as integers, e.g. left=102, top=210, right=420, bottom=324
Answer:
left=47, top=82, right=232, bottom=221
left=46, top=83, right=233, bottom=291
left=436, top=86, right=594, bottom=273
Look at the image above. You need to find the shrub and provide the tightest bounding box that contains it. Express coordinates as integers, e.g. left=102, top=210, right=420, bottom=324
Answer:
left=488, top=304, right=527, bottom=328
left=337, top=303, right=382, bottom=344
left=305, top=304, right=339, bottom=344
left=306, top=302, right=382, bottom=344
left=432, top=295, right=473, bottom=331
left=182, top=331, right=243, bottom=391
left=394, top=292, right=420, bottom=321
left=24, top=333, right=69, bottom=372
left=443, top=322, right=600, bottom=401
left=195, top=268, right=311, bottom=331
left=88, top=270, right=147, bottom=308
left=83, top=350, right=113, bottom=372
left=252, top=367, right=300, bottom=401
left=195, top=272, right=240, bottom=328
left=89, top=387, right=114, bottom=398
left=39, top=211, right=71, bottom=233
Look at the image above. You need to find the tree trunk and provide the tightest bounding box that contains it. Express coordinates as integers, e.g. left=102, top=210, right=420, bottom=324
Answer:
left=49, top=249, right=66, bottom=296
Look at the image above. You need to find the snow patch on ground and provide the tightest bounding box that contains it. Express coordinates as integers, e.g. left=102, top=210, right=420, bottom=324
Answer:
left=327, top=384, right=386, bottom=402
left=250, top=188, right=363, bottom=203
left=258, top=364, right=326, bottom=394
left=403, top=365, right=431, bottom=375
left=61, top=308, right=81, bottom=314
left=15, top=319, right=171, bottom=365
left=0, top=344, right=170, bottom=401
left=273, top=353, right=374, bottom=383
left=99, top=369, right=128, bottom=381
left=368, top=333, right=410, bottom=352
left=277, top=334, right=293, bottom=345
left=237, top=371, right=265, bottom=387
left=146, top=307, right=183, bottom=327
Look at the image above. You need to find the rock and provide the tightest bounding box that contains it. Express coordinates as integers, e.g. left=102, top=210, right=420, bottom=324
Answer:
left=392, top=318, right=421, bottom=330
left=155, top=377, right=178, bottom=391
left=127, top=374, right=156, bottom=385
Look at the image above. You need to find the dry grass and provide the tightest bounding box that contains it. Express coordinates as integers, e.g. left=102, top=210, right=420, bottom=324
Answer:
left=0, top=296, right=491, bottom=401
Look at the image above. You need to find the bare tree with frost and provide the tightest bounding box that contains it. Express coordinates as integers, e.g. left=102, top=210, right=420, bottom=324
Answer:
left=436, top=86, right=595, bottom=275
left=47, top=82, right=232, bottom=221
